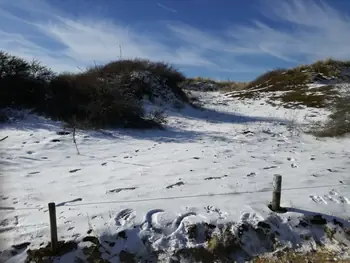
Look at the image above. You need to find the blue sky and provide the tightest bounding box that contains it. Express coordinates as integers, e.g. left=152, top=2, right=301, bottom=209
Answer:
left=0, top=0, right=350, bottom=81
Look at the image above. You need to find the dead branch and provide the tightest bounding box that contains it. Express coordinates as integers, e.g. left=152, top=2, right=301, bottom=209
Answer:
left=72, top=126, right=80, bottom=155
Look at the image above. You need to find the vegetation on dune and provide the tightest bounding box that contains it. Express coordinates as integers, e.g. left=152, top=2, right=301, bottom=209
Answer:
left=309, top=92, right=350, bottom=137
left=222, top=58, right=350, bottom=137
left=227, top=59, right=350, bottom=110
left=0, top=51, right=189, bottom=129
left=182, top=76, right=248, bottom=92
left=245, top=58, right=350, bottom=93
left=0, top=51, right=55, bottom=111
left=1, top=51, right=349, bottom=137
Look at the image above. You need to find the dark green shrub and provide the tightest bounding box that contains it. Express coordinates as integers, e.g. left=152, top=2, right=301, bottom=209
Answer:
left=0, top=51, right=54, bottom=111
left=0, top=52, right=190, bottom=129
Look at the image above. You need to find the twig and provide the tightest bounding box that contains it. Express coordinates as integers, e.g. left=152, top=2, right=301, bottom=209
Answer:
left=72, top=126, right=80, bottom=155
left=119, top=45, right=122, bottom=60
left=0, top=136, right=8, bottom=142
left=76, top=66, right=84, bottom=72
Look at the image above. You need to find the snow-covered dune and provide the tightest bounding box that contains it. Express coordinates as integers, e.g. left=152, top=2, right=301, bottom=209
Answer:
left=1, top=91, right=349, bottom=262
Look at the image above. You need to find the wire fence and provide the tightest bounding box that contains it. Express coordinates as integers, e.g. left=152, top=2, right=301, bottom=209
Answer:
left=1, top=178, right=349, bottom=252
left=1, top=181, right=348, bottom=212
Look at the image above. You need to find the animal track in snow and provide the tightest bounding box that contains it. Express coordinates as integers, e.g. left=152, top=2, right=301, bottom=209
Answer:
left=310, top=190, right=350, bottom=204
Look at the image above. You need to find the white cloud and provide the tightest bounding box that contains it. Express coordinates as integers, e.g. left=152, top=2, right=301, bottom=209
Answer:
left=0, top=0, right=349, bottom=76
left=156, top=3, right=177, bottom=13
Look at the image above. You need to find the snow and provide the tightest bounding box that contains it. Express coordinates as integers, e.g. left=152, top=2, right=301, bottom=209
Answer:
left=306, top=83, right=329, bottom=90
left=1, top=91, right=350, bottom=262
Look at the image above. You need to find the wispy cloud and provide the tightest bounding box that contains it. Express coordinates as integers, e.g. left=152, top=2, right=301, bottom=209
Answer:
left=0, top=0, right=349, bottom=77
left=0, top=1, right=217, bottom=73
left=227, top=0, right=350, bottom=63
left=156, top=2, right=177, bottom=13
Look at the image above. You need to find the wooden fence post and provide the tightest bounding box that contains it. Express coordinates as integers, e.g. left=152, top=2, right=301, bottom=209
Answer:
left=271, top=174, right=282, bottom=211
left=48, top=202, right=58, bottom=254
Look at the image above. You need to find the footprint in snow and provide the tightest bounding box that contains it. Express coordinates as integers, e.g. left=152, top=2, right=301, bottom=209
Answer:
left=0, top=242, right=31, bottom=258
left=204, top=175, right=227, bottom=180
left=72, top=233, right=80, bottom=239
left=171, top=211, right=197, bottom=231
left=12, top=242, right=31, bottom=251
left=240, top=212, right=251, bottom=222
left=310, top=195, right=328, bottom=204
left=69, top=169, right=81, bottom=173
left=0, top=216, right=18, bottom=229
left=291, top=163, right=298, bottom=168
left=149, top=211, right=176, bottom=235
left=246, top=172, right=256, bottom=177
left=108, top=187, right=137, bottom=193
left=204, top=205, right=227, bottom=219
left=310, top=190, right=350, bottom=205
left=27, top=171, right=40, bottom=177
left=114, top=208, right=136, bottom=227
left=263, top=166, right=278, bottom=170
left=56, top=198, right=83, bottom=207
left=141, top=209, right=164, bottom=230
left=327, top=168, right=340, bottom=173
left=56, top=131, right=70, bottom=135
left=166, top=181, right=185, bottom=189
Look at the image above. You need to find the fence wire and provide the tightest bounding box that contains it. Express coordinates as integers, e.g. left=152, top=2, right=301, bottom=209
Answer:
left=1, top=182, right=348, bottom=211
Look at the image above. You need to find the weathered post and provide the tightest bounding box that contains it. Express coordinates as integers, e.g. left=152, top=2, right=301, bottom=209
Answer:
left=271, top=174, right=282, bottom=211
left=48, top=202, right=58, bottom=254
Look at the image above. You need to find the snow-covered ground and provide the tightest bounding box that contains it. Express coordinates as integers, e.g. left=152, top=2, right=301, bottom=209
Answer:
left=1, top=92, right=350, bottom=262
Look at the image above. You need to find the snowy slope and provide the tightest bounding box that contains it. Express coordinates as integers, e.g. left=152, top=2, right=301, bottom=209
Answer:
left=0, top=91, right=350, bottom=262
